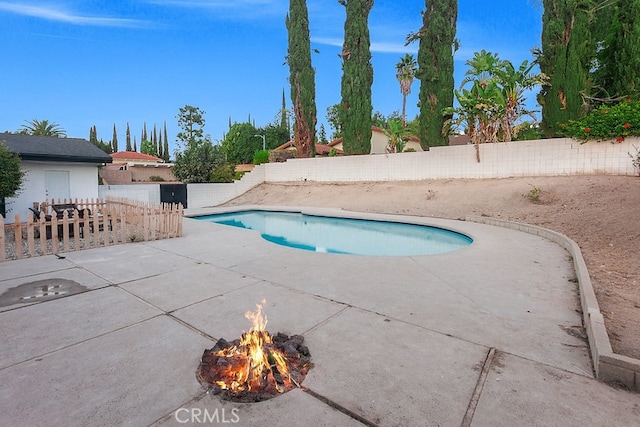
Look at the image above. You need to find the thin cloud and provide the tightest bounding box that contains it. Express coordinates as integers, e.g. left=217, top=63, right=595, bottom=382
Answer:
left=148, top=0, right=276, bottom=6
left=146, top=0, right=284, bottom=15
left=0, top=2, right=150, bottom=28
left=312, top=36, right=417, bottom=55
left=312, top=36, right=342, bottom=48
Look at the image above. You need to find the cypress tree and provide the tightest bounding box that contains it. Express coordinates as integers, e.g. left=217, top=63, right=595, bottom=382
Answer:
left=339, top=0, right=374, bottom=155
left=414, top=0, right=457, bottom=149
left=126, top=122, right=132, bottom=151
left=286, top=0, right=317, bottom=157
left=153, top=124, right=158, bottom=156
left=133, top=137, right=137, bottom=153
left=604, top=0, right=640, bottom=98
left=142, top=122, right=148, bottom=142
left=163, top=121, right=170, bottom=162
left=158, top=132, right=164, bottom=160
left=89, top=126, right=97, bottom=145
left=280, top=88, right=290, bottom=134
left=112, top=124, right=119, bottom=152
left=538, top=0, right=595, bottom=137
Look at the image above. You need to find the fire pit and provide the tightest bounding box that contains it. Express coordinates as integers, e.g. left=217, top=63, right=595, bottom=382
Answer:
left=196, top=300, right=312, bottom=402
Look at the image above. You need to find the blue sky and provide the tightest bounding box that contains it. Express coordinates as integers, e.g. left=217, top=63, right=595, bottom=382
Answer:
left=0, top=0, right=542, bottom=155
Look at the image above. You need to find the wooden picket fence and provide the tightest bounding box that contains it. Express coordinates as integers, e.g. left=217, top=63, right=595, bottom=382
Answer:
left=0, top=197, right=183, bottom=262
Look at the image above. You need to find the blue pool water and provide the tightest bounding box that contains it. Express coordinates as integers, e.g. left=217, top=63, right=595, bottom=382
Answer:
left=195, top=210, right=472, bottom=256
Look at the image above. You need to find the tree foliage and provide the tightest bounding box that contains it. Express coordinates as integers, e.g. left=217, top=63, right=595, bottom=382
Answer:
left=173, top=140, right=225, bottom=183
left=593, top=0, right=640, bottom=100
left=89, top=125, right=112, bottom=154
left=112, top=124, right=119, bottom=152
left=20, top=119, right=66, bottom=137
left=140, top=139, right=156, bottom=156
left=537, top=0, right=594, bottom=137
left=163, top=121, right=170, bottom=162
left=287, top=0, right=317, bottom=157
left=261, top=123, right=290, bottom=149
left=210, top=163, right=236, bottom=183
left=339, top=0, right=374, bottom=155
left=445, top=51, right=546, bottom=156
left=221, top=122, right=261, bottom=164
left=173, top=105, right=222, bottom=183
left=326, top=104, right=344, bottom=139
left=562, top=98, right=640, bottom=141
left=176, top=105, right=205, bottom=149
left=383, top=119, right=409, bottom=153
left=0, top=142, right=25, bottom=202
left=125, top=123, right=132, bottom=151
left=412, top=0, right=457, bottom=149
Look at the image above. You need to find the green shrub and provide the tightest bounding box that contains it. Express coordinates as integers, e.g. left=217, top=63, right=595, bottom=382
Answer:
left=526, top=185, right=542, bottom=203
left=514, top=122, right=545, bottom=141
left=328, top=148, right=337, bottom=157
left=149, top=175, right=165, bottom=182
left=562, top=99, right=640, bottom=142
left=253, top=150, right=270, bottom=165
left=404, top=147, right=416, bottom=152
left=210, top=163, right=236, bottom=183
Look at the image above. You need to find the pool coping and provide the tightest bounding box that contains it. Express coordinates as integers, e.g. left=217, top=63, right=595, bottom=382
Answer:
left=469, top=216, right=640, bottom=391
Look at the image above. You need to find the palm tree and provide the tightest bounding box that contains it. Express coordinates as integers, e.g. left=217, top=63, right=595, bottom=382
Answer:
left=395, top=54, right=417, bottom=128
left=383, top=119, right=410, bottom=153
left=458, top=50, right=546, bottom=142
left=493, top=59, right=547, bottom=141
left=20, top=119, right=66, bottom=137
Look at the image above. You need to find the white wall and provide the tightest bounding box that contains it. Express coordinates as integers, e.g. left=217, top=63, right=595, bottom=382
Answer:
left=263, top=137, right=637, bottom=182
left=98, top=184, right=161, bottom=203
left=96, top=138, right=638, bottom=210
left=187, top=165, right=266, bottom=208
left=5, top=161, right=100, bottom=223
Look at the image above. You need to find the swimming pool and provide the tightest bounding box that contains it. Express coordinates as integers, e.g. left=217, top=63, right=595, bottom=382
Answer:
left=195, top=210, right=473, bottom=256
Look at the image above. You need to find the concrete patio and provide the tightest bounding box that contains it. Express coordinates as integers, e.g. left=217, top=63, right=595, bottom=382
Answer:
left=0, top=208, right=638, bottom=426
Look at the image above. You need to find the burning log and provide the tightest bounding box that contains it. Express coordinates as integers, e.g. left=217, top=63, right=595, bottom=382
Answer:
left=196, top=300, right=312, bottom=402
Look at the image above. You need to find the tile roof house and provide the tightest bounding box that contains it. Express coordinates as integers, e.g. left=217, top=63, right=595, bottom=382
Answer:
left=0, top=132, right=112, bottom=221
left=275, top=139, right=344, bottom=156
left=101, top=151, right=176, bottom=184
left=326, top=126, right=423, bottom=154
left=274, top=129, right=470, bottom=157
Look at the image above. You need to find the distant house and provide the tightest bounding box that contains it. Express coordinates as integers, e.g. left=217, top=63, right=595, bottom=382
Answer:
left=275, top=139, right=344, bottom=156
left=327, top=127, right=423, bottom=154
left=329, top=128, right=473, bottom=153
left=273, top=128, right=470, bottom=157
left=0, top=132, right=112, bottom=221
left=100, top=151, right=176, bottom=184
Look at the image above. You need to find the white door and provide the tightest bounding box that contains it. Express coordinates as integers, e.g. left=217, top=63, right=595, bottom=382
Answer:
left=45, top=170, right=70, bottom=202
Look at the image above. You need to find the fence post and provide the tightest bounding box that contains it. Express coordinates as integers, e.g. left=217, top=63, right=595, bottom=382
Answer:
left=38, top=214, right=47, bottom=255
left=26, top=212, right=35, bottom=257
left=13, top=214, right=23, bottom=259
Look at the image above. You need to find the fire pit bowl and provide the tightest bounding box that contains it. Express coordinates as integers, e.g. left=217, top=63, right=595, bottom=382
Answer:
left=196, top=301, right=312, bottom=402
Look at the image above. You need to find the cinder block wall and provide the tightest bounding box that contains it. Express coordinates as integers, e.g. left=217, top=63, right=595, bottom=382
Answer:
left=103, top=138, right=637, bottom=209
left=262, top=138, right=637, bottom=182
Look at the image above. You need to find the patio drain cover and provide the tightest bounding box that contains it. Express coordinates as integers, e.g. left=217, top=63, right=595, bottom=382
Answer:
left=0, top=279, right=87, bottom=308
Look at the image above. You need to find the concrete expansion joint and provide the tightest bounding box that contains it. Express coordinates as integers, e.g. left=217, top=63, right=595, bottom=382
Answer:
left=460, top=347, right=496, bottom=427
left=303, top=387, right=379, bottom=427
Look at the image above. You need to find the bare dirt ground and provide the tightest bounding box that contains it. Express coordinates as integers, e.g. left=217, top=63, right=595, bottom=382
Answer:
left=222, top=175, right=640, bottom=360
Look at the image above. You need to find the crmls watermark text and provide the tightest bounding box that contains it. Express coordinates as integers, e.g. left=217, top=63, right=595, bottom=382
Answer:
left=174, top=408, right=240, bottom=424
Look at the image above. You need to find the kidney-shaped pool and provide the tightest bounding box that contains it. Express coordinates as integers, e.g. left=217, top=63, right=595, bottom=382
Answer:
left=194, top=210, right=473, bottom=256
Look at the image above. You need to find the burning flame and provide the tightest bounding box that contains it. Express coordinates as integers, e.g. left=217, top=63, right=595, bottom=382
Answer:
left=211, top=299, right=295, bottom=394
